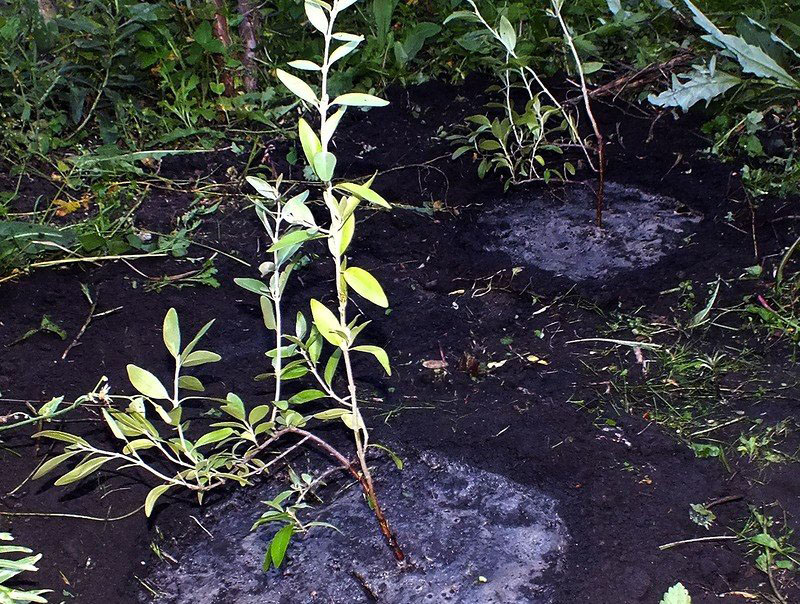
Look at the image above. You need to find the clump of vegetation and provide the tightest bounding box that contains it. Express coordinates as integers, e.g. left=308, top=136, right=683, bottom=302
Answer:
left=0, top=533, right=49, bottom=603
left=30, top=0, right=404, bottom=568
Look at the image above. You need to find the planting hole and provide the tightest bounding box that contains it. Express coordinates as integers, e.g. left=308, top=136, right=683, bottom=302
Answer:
left=144, top=451, right=567, bottom=603
left=478, top=182, right=702, bottom=281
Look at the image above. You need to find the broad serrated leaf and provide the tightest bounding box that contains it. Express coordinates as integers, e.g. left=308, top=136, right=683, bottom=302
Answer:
left=648, top=60, right=741, bottom=111
left=683, top=0, right=800, bottom=89
left=660, top=582, right=691, bottom=604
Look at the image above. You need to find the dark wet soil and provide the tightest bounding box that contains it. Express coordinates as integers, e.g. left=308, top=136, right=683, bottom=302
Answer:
left=1, top=76, right=799, bottom=603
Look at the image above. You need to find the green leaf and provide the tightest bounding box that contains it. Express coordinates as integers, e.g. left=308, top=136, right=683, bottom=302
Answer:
left=331, top=93, right=389, bottom=108
left=182, top=319, right=215, bottom=358
left=352, top=345, right=391, bottom=375
left=32, top=430, right=89, bottom=447
left=344, top=267, right=388, bottom=307
left=127, top=365, right=170, bottom=400
left=276, top=69, right=318, bottom=104
left=340, top=214, right=356, bottom=256
left=261, top=296, right=276, bottom=330
left=102, top=408, right=125, bottom=440
left=444, top=10, right=481, bottom=25
left=235, top=277, right=269, bottom=295
left=221, top=393, right=246, bottom=421
left=163, top=308, right=180, bottom=358
left=750, top=533, right=780, bottom=550
left=322, top=107, right=347, bottom=146
left=144, top=484, right=174, bottom=517
left=313, top=408, right=350, bottom=420
left=660, top=582, right=691, bottom=604
left=289, top=389, right=327, bottom=404
left=32, top=451, right=80, bottom=480
left=267, top=229, right=318, bottom=252
left=334, top=182, right=391, bottom=209
left=688, top=280, right=720, bottom=328
left=310, top=299, right=346, bottom=347
left=178, top=375, right=204, bottom=392
left=182, top=350, right=221, bottom=367
left=298, top=118, right=322, bottom=167
left=324, top=348, right=342, bottom=385
left=266, top=525, right=294, bottom=570
left=246, top=176, right=279, bottom=200
left=313, top=151, right=337, bottom=182
left=54, top=456, right=112, bottom=486
left=195, top=427, right=234, bottom=448
left=248, top=405, right=272, bottom=425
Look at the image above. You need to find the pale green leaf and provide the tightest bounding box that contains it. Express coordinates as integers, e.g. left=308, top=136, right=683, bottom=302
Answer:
left=182, top=350, right=221, bottom=367
left=127, top=365, right=170, bottom=400
left=313, top=151, right=337, bottom=182
left=304, top=0, right=328, bottom=33
left=178, top=375, right=204, bottom=392
left=344, top=267, right=388, bottom=307
left=276, top=69, right=318, bottom=104
left=334, top=181, right=391, bottom=208
left=144, top=484, right=174, bottom=517
left=352, top=345, right=391, bottom=375
left=298, top=118, right=322, bottom=166
left=310, top=299, right=346, bottom=346
left=162, top=308, right=180, bottom=358
left=54, top=456, right=112, bottom=486
left=195, top=427, right=234, bottom=448
left=660, top=582, right=691, bottom=604
left=331, top=93, right=389, bottom=107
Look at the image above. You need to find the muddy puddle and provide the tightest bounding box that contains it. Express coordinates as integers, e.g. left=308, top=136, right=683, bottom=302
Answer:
left=143, top=450, right=567, bottom=604
left=478, top=182, right=702, bottom=281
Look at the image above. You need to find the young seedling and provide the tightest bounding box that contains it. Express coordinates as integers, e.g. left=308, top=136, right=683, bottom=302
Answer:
left=238, top=0, right=404, bottom=561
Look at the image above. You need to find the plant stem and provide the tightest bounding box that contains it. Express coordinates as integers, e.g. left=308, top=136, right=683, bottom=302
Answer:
left=551, top=0, right=606, bottom=226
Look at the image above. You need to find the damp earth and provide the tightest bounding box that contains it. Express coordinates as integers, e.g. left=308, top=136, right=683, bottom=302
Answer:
left=143, top=451, right=567, bottom=604
left=478, top=182, right=702, bottom=281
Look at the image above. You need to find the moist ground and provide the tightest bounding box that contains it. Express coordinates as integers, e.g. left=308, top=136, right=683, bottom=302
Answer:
left=1, top=76, right=799, bottom=603
left=145, top=451, right=567, bottom=604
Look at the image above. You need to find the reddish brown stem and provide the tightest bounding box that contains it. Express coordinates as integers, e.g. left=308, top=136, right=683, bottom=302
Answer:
left=211, top=0, right=235, bottom=95
left=250, top=427, right=405, bottom=561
